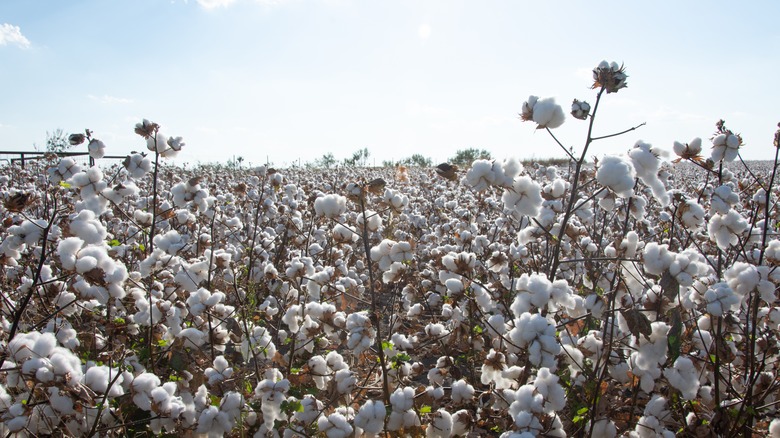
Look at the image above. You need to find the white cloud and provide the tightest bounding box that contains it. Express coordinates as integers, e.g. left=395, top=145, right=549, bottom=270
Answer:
left=0, top=23, right=31, bottom=49
left=418, top=24, right=432, bottom=40
left=88, top=94, right=134, bottom=104
left=197, top=0, right=237, bottom=9
left=196, top=0, right=290, bottom=9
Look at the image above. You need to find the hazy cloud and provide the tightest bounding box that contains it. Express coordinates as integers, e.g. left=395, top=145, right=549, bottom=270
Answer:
left=197, top=0, right=237, bottom=9
left=196, top=0, right=290, bottom=9
left=418, top=24, right=432, bottom=40
left=0, top=23, right=31, bottom=49
left=89, top=94, right=134, bottom=104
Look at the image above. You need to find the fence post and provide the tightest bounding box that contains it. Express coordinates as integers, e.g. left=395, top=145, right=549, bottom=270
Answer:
left=20, top=153, right=25, bottom=169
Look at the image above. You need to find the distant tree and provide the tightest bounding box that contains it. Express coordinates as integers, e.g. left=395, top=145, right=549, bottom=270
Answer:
left=449, top=148, right=492, bottom=166
left=344, top=148, right=370, bottom=167
left=227, top=155, right=245, bottom=169
left=401, top=154, right=432, bottom=167
left=45, top=128, right=71, bottom=154
left=315, top=153, right=336, bottom=169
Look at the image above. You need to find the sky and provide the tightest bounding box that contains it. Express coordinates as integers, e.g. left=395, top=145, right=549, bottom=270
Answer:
left=1, top=0, right=779, bottom=168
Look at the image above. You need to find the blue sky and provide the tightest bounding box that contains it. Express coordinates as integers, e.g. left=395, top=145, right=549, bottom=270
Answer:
left=1, top=0, right=778, bottom=167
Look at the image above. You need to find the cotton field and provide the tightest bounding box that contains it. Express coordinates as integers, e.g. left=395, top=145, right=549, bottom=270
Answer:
left=2, top=62, right=780, bottom=437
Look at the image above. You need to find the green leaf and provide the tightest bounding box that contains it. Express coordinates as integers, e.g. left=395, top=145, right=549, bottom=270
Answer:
left=419, top=405, right=432, bottom=414
left=667, top=308, right=683, bottom=363
left=108, top=239, right=121, bottom=247
left=577, top=407, right=589, bottom=415
left=59, top=181, right=72, bottom=188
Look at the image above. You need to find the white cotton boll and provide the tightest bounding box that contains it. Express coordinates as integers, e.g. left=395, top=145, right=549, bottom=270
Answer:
left=589, top=418, right=617, bottom=438
left=711, top=133, right=741, bottom=162
left=643, top=242, right=674, bottom=276
left=355, top=400, right=386, bottom=435
left=704, top=282, right=739, bottom=316
left=75, top=255, right=99, bottom=273
left=358, top=210, right=383, bottom=232
left=146, top=131, right=168, bottom=153
left=308, top=356, right=330, bottom=390
left=390, top=387, right=415, bottom=411
left=769, top=418, right=780, bottom=438
left=597, top=155, right=636, bottom=198
left=465, top=160, right=496, bottom=191
left=532, top=367, right=566, bottom=412
left=58, top=236, right=85, bottom=270
left=335, top=369, right=357, bottom=394
left=178, top=327, right=206, bottom=347
left=346, top=311, right=375, bottom=355
left=530, top=97, right=565, bottom=129
left=427, top=409, right=453, bottom=438
left=711, top=184, right=739, bottom=214
left=679, top=200, right=705, bottom=231
left=502, top=175, right=543, bottom=218
left=32, top=332, right=58, bottom=358
left=708, top=209, right=748, bottom=250
left=426, top=385, right=445, bottom=400
left=317, top=412, right=353, bottom=438
left=46, top=386, right=74, bottom=415
left=724, top=262, right=762, bottom=304
left=314, top=194, right=347, bottom=219
left=69, top=210, right=108, bottom=244
left=673, top=137, right=702, bottom=158
left=663, top=357, right=699, bottom=400
left=88, top=139, right=106, bottom=159
left=629, top=141, right=669, bottom=206
left=387, top=409, right=421, bottom=431
left=451, top=379, right=475, bottom=403
left=332, top=223, right=357, bottom=243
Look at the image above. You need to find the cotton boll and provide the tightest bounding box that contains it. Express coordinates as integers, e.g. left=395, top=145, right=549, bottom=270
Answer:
left=711, top=133, right=741, bottom=162
left=708, top=210, right=748, bottom=250
left=68, top=210, right=108, bottom=244
left=502, top=176, right=543, bottom=218
left=318, top=412, right=354, bottom=438
left=663, top=357, right=700, bottom=400
left=589, top=418, right=617, bottom=438
left=597, top=155, right=636, bottom=198
left=427, top=409, right=453, bottom=438
left=769, top=418, right=780, bottom=438
left=629, top=141, right=669, bottom=206
left=314, top=194, right=347, bottom=218
left=465, top=160, right=496, bottom=191
left=525, top=96, right=565, bottom=129
left=678, top=199, right=705, bottom=231
left=354, top=400, right=385, bottom=435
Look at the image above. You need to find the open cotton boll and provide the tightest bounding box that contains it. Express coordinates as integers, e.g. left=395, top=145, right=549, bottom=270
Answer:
left=502, top=175, right=543, bottom=218
left=711, top=133, right=741, bottom=162
left=354, top=400, right=385, bottom=435
left=708, top=209, right=748, bottom=250
left=317, top=412, right=353, bottom=438
left=629, top=141, right=670, bottom=206
left=357, top=209, right=382, bottom=232
left=68, top=209, right=107, bottom=244
left=521, top=96, right=565, bottom=129
left=427, top=409, right=454, bottom=438
left=465, top=160, right=497, bottom=191
left=314, top=194, right=347, bottom=218
left=87, top=138, right=106, bottom=159
left=346, top=311, right=376, bottom=355
left=597, top=155, right=636, bottom=198
left=451, top=379, right=475, bottom=403
left=678, top=199, right=705, bottom=231
left=663, top=357, right=700, bottom=400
